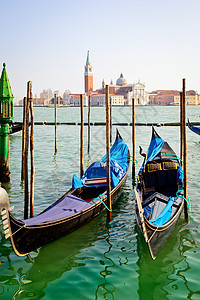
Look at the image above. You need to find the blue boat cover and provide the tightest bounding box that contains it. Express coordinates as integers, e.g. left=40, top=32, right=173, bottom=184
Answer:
left=72, top=136, right=128, bottom=189
left=148, top=196, right=175, bottom=227
left=146, top=137, right=164, bottom=163
left=101, top=138, right=128, bottom=171
left=22, top=131, right=128, bottom=226
left=23, top=194, right=93, bottom=226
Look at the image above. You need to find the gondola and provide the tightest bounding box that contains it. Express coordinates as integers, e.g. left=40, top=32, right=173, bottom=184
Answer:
left=135, top=127, right=185, bottom=259
left=0, top=130, right=130, bottom=256
left=188, top=119, right=200, bottom=135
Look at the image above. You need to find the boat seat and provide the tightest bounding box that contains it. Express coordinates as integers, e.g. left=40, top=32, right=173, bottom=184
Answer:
left=143, top=161, right=178, bottom=197
left=150, top=199, right=177, bottom=223
left=85, top=177, right=107, bottom=185
left=151, top=200, right=166, bottom=219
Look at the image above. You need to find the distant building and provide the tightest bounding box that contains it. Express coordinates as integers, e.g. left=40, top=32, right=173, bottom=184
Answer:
left=40, top=89, right=53, bottom=99
left=94, top=73, right=149, bottom=105
left=70, top=94, right=88, bottom=106
left=18, top=98, right=51, bottom=106
left=90, top=94, right=124, bottom=106
left=63, top=90, right=71, bottom=106
left=84, top=52, right=149, bottom=106
left=149, top=90, right=179, bottom=105
left=149, top=90, right=199, bottom=105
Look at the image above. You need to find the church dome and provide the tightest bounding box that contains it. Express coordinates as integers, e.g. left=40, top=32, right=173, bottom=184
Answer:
left=116, top=73, right=127, bottom=86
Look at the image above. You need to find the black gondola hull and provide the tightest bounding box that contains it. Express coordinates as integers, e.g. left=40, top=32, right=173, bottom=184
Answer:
left=9, top=167, right=128, bottom=256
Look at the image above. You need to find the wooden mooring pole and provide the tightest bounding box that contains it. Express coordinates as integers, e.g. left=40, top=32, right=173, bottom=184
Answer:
left=21, top=97, right=27, bottom=180
left=88, top=95, right=91, bottom=153
left=132, top=97, right=136, bottom=180
left=24, top=83, right=31, bottom=219
left=29, top=82, right=35, bottom=218
left=80, top=94, right=84, bottom=178
left=182, top=78, right=189, bottom=221
left=54, top=94, right=57, bottom=154
left=180, top=92, right=183, bottom=166
left=110, top=96, right=112, bottom=145
left=106, top=85, right=111, bottom=222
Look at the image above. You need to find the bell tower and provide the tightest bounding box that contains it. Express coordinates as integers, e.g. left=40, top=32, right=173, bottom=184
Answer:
left=84, top=51, right=93, bottom=94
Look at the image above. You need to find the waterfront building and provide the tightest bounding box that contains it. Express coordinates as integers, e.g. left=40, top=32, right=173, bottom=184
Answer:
left=18, top=97, right=51, bottom=106
left=95, top=73, right=149, bottom=105
left=149, top=90, right=199, bottom=105
left=90, top=94, right=124, bottom=106
left=70, top=94, right=88, bottom=106
left=149, top=90, right=180, bottom=105
left=63, top=90, right=71, bottom=106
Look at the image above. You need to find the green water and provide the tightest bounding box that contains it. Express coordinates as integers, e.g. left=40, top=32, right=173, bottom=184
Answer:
left=0, top=106, right=200, bottom=299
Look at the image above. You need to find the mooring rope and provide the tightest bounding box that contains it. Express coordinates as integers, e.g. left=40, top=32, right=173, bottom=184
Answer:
left=176, top=189, right=191, bottom=213
left=92, top=194, right=112, bottom=212
left=128, top=156, right=138, bottom=164
left=161, top=153, right=184, bottom=164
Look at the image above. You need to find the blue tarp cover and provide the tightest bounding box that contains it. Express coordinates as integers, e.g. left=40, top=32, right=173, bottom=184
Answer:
left=22, top=194, right=93, bottom=226
left=72, top=137, right=128, bottom=189
left=101, top=138, right=128, bottom=171
left=148, top=196, right=175, bottom=227
left=146, top=137, right=164, bottom=163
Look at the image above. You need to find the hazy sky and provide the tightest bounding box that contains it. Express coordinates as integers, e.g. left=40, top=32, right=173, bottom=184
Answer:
left=1, top=0, right=200, bottom=101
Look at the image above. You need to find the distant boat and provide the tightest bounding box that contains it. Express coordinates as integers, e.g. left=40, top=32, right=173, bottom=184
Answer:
left=135, top=127, right=185, bottom=259
left=0, top=130, right=130, bottom=256
left=188, top=119, right=200, bottom=135
left=10, top=122, right=23, bottom=134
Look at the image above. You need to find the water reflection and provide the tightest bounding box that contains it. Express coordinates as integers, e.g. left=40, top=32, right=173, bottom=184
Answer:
left=136, top=220, right=198, bottom=299
left=0, top=231, right=18, bottom=298
left=95, top=234, right=116, bottom=300
left=11, top=214, right=108, bottom=299
left=10, top=191, right=130, bottom=299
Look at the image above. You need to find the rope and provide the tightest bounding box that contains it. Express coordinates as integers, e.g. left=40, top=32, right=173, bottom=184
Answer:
left=176, top=190, right=191, bottom=213
left=128, top=159, right=138, bottom=164
left=161, top=153, right=184, bottom=164
left=92, top=194, right=112, bottom=212
left=147, top=225, right=159, bottom=243
left=9, top=224, right=26, bottom=238
left=128, top=156, right=138, bottom=164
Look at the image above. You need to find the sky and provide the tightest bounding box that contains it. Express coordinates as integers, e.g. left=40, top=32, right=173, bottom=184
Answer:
left=1, top=0, right=200, bottom=102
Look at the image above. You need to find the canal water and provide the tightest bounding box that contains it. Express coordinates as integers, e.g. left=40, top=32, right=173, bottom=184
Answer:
left=0, top=106, right=200, bottom=299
